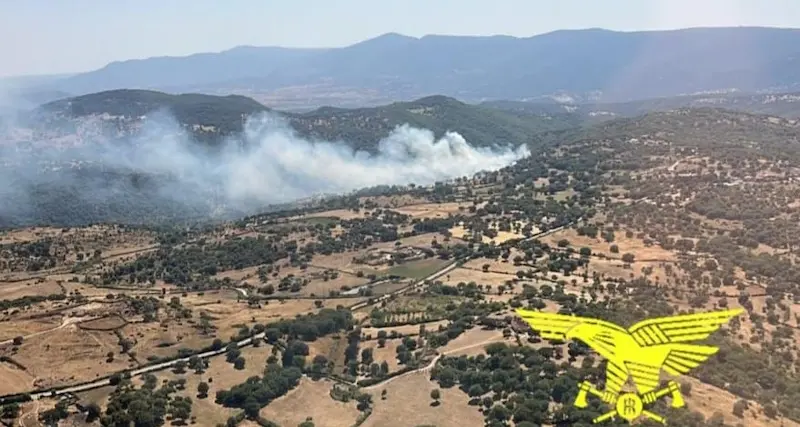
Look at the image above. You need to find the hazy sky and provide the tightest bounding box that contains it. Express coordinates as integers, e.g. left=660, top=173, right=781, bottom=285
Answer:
left=1, top=0, right=799, bottom=77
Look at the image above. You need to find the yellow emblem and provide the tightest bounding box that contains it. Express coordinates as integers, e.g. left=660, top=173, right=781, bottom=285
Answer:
left=515, top=308, right=744, bottom=424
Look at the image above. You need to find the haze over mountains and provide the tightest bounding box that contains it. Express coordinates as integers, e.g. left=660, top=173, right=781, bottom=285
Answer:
left=11, top=26, right=800, bottom=109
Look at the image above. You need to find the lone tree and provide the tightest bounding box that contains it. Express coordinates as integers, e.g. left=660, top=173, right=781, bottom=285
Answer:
left=12, top=336, right=23, bottom=346
left=430, top=389, right=441, bottom=406
left=197, top=382, right=209, bottom=398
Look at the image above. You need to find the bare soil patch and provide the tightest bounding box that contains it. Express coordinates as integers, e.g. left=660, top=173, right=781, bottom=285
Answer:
left=260, top=378, right=361, bottom=427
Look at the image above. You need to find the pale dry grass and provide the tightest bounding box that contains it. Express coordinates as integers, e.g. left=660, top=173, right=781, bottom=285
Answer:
left=11, top=324, right=134, bottom=389
left=462, top=251, right=526, bottom=274
left=0, top=316, right=61, bottom=341
left=439, top=327, right=507, bottom=356
left=541, top=228, right=677, bottom=261
left=361, top=194, right=429, bottom=208
left=307, top=252, right=362, bottom=274
left=214, top=265, right=262, bottom=282
left=296, top=269, right=369, bottom=298
left=392, top=202, right=468, bottom=219
left=260, top=378, right=361, bottom=427
left=121, top=320, right=207, bottom=360
left=441, top=268, right=517, bottom=287
left=362, top=320, right=450, bottom=338
left=0, top=280, right=63, bottom=301
left=361, top=338, right=403, bottom=373
left=362, top=372, right=483, bottom=427
left=132, top=345, right=272, bottom=426
left=0, top=362, right=37, bottom=395
left=588, top=259, right=672, bottom=284
left=684, top=377, right=800, bottom=427
left=303, top=209, right=365, bottom=220
left=0, top=226, right=75, bottom=244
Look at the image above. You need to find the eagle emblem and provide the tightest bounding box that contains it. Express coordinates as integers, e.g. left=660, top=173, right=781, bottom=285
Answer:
left=515, top=308, right=744, bottom=424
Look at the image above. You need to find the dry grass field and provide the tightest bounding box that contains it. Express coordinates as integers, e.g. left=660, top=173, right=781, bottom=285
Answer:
left=541, top=228, right=678, bottom=261
left=130, top=346, right=272, bottom=426
left=683, top=377, right=800, bottom=427
left=0, top=316, right=61, bottom=341
left=0, top=280, right=63, bottom=300
left=362, top=320, right=449, bottom=338
left=441, top=268, right=516, bottom=287
left=9, top=324, right=134, bottom=390
left=301, top=209, right=366, bottom=220
left=362, top=373, right=483, bottom=427
left=449, top=224, right=526, bottom=244
left=0, top=362, right=37, bottom=395
left=439, top=327, right=511, bottom=357
left=260, top=378, right=361, bottom=427
left=461, top=252, right=526, bottom=274
left=391, top=202, right=468, bottom=219
left=360, top=338, right=404, bottom=373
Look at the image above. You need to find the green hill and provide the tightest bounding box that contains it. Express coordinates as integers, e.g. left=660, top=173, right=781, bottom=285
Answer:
left=35, top=90, right=582, bottom=150
left=39, top=89, right=271, bottom=136
left=288, top=95, right=582, bottom=152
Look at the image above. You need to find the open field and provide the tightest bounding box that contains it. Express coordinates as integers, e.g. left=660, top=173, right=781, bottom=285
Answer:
left=77, top=315, right=127, bottom=331
left=130, top=345, right=271, bottom=426
left=260, top=378, right=361, bottom=427
left=360, top=338, right=404, bottom=373
left=441, top=267, right=517, bottom=287
left=384, top=258, right=452, bottom=280
left=300, top=209, right=366, bottom=221
left=0, top=316, right=61, bottom=341
left=540, top=228, right=678, bottom=261
left=391, top=202, right=468, bottom=219
left=362, top=372, right=483, bottom=427
left=8, top=325, right=134, bottom=391
left=683, top=376, right=800, bottom=427
left=449, top=224, right=525, bottom=244
left=362, top=320, right=450, bottom=339
left=439, top=327, right=509, bottom=356
left=461, top=253, right=525, bottom=274
left=0, top=280, right=63, bottom=300
left=0, top=362, right=37, bottom=395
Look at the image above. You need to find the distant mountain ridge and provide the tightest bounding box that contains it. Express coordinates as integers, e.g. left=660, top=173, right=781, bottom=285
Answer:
left=27, top=27, right=800, bottom=107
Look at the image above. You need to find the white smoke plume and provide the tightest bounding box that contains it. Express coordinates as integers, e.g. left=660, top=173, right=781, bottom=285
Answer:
left=0, top=110, right=529, bottom=226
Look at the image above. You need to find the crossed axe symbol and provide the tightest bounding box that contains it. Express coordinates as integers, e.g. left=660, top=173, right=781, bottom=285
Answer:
left=574, top=380, right=685, bottom=424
